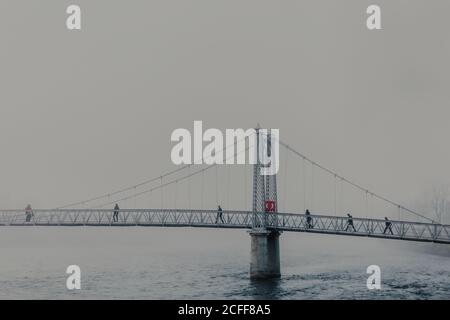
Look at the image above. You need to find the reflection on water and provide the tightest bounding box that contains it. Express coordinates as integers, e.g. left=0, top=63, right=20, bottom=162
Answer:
left=0, top=227, right=449, bottom=299
left=248, top=278, right=283, bottom=299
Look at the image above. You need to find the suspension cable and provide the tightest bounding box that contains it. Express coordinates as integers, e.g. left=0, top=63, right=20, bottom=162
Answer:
left=55, top=165, right=192, bottom=209
left=160, top=176, right=164, bottom=209
left=303, top=157, right=306, bottom=212
left=226, top=165, right=231, bottom=209
left=311, top=162, right=314, bottom=211
left=91, top=140, right=252, bottom=209
left=201, top=168, right=204, bottom=210
left=283, top=150, right=288, bottom=211
left=215, top=165, right=219, bottom=206
left=57, top=131, right=256, bottom=210
left=277, top=139, right=437, bottom=224
left=334, top=174, right=337, bottom=216
left=187, top=166, right=191, bottom=210
left=174, top=180, right=178, bottom=209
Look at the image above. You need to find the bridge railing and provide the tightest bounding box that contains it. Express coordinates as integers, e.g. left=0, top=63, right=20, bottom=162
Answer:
left=269, top=212, right=450, bottom=243
left=0, top=209, right=449, bottom=243
left=0, top=209, right=254, bottom=228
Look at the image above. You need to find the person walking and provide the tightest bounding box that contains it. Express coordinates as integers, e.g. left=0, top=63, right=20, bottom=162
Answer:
left=25, top=204, right=34, bottom=222
left=113, top=203, right=120, bottom=222
left=345, top=213, right=356, bottom=232
left=305, top=209, right=313, bottom=229
left=383, top=217, right=394, bottom=235
left=216, top=205, right=224, bottom=224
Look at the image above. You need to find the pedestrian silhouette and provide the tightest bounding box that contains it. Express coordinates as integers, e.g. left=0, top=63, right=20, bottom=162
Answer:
left=216, top=205, right=224, bottom=224
left=345, top=213, right=356, bottom=232
left=113, top=203, right=120, bottom=222
left=305, top=209, right=313, bottom=229
left=25, top=204, right=33, bottom=222
left=383, top=217, right=393, bottom=235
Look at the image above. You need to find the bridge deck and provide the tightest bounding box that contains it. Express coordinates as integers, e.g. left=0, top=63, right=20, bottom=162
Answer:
left=0, top=209, right=449, bottom=244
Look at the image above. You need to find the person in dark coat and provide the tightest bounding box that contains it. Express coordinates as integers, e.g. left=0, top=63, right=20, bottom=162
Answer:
left=383, top=217, right=393, bottom=235
left=305, top=209, right=313, bottom=229
left=113, top=204, right=120, bottom=222
left=345, top=213, right=356, bottom=232
left=216, top=205, right=224, bottom=224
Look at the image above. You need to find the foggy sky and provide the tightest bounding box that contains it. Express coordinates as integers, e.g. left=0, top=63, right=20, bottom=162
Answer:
left=0, top=0, right=449, bottom=217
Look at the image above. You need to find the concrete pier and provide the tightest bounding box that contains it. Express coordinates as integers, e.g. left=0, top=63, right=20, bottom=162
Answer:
left=249, top=230, right=281, bottom=279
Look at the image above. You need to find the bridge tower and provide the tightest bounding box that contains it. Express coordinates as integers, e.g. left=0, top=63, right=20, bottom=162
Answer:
left=249, top=127, right=281, bottom=279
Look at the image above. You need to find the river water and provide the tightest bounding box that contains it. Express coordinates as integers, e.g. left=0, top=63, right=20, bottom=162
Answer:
left=0, top=226, right=448, bottom=299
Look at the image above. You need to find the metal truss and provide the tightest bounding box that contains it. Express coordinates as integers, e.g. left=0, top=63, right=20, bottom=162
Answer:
left=0, top=209, right=449, bottom=244
left=252, top=128, right=278, bottom=230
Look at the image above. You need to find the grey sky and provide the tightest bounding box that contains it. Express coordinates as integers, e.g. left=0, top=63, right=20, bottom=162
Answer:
left=0, top=1, right=449, bottom=218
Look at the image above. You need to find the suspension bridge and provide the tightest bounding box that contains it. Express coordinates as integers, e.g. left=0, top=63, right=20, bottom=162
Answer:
left=0, top=128, right=449, bottom=278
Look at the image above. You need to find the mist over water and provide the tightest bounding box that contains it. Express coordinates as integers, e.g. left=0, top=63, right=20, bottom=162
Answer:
left=0, top=1, right=449, bottom=301
left=0, top=226, right=448, bottom=299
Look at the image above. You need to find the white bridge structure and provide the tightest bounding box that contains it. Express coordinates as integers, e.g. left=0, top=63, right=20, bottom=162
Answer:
left=1, top=128, right=448, bottom=278
left=1, top=209, right=448, bottom=243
